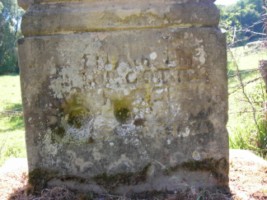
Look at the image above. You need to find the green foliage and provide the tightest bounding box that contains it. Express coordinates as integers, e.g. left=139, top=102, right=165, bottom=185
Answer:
left=0, top=0, right=24, bottom=74
left=228, top=46, right=267, bottom=158
left=256, top=119, right=267, bottom=156
left=219, top=0, right=264, bottom=46
left=0, top=2, right=3, bottom=12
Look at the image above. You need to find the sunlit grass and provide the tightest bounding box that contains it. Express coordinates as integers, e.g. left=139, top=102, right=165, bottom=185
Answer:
left=230, top=46, right=266, bottom=70
left=0, top=75, right=26, bottom=166
left=228, top=46, right=267, bottom=158
left=0, top=75, right=22, bottom=112
left=0, top=130, right=26, bottom=165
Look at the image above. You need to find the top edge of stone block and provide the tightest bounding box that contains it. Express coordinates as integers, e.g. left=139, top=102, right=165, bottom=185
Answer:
left=20, top=0, right=219, bottom=37
left=19, top=0, right=216, bottom=8
left=37, top=0, right=216, bottom=2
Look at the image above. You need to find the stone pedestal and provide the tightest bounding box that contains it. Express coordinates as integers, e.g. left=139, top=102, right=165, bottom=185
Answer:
left=18, top=0, right=229, bottom=195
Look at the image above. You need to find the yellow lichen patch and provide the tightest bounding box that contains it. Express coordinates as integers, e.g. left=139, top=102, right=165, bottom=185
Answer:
left=112, top=96, right=132, bottom=124
left=144, top=84, right=152, bottom=102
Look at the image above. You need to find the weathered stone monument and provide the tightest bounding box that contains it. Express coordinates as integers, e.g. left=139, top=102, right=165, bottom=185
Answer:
left=18, top=0, right=229, bottom=195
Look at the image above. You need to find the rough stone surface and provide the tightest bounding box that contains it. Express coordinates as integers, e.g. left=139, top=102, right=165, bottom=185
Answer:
left=17, top=0, right=33, bottom=10
left=18, top=0, right=228, bottom=195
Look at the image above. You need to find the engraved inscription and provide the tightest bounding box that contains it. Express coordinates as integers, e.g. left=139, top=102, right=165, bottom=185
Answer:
left=80, top=51, right=205, bottom=89
left=49, top=48, right=208, bottom=101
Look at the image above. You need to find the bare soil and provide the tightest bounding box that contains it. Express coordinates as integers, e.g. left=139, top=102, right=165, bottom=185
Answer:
left=0, top=150, right=266, bottom=200
left=229, top=150, right=267, bottom=200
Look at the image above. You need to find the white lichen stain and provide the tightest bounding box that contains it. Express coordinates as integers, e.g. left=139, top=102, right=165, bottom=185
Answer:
left=93, top=116, right=118, bottom=136
left=116, top=124, right=136, bottom=137
left=127, top=72, right=137, bottom=83
left=123, top=89, right=131, bottom=96
left=164, top=19, right=169, bottom=24
left=178, top=127, right=190, bottom=138
left=49, top=65, right=84, bottom=99
left=66, top=150, right=94, bottom=173
left=154, top=160, right=167, bottom=170
left=96, top=32, right=109, bottom=41
left=169, top=151, right=184, bottom=166
left=191, top=13, right=198, bottom=20
left=184, top=32, right=193, bottom=39
left=92, top=147, right=103, bottom=161
left=136, top=64, right=145, bottom=72
left=117, top=62, right=131, bottom=77
left=47, top=116, right=57, bottom=126
left=192, top=151, right=201, bottom=161
left=167, top=60, right=177, bottom=68
left=65, top=118, right=95, bottom=141
left=105, top=63, right=113, bottom=71
left=42, top=129, right=60, bottom=157
left=155, top=88, right=164, bottom=94
left=116, top=9, right=141, bottom=20
left=50, top=62, right=57, bottom=75
left=194, top=45, right=206, bottom=65
left=123, top=137, right=140, bottom=146
left=146, top=164, right=155, bottom=177
left=108, top=154, right=134, bottom=173
left=149, top=52, right=158, bottom=60
left=195, top=38, right=203, bottom=45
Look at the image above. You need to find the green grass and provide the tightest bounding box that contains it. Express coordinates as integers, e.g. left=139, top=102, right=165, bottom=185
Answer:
left=0, top=75, right=26, bottom=166
left=228, top=45, right=267, bottom=158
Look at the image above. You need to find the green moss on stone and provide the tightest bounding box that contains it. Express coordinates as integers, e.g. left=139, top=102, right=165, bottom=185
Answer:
left=28, top=168, right=58, bottom=194
left=50, top=125, right=66, bottom=143
left=113, top=98, right=132, bottom=124
left=62, top=93, right=91, bottom=128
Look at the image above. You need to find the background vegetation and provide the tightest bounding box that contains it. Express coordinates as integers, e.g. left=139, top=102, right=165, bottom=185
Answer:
left=219, top=0, right=267, bottom=158
left=0, top=0, right=267, bottom=166
left=219, top=0, right=264, bottom=46
left=0, top=0, right=23, bottom=75
left=228, top=45, right=267, bottom=158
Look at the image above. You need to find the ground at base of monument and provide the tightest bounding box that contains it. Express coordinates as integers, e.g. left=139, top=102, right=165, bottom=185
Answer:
left=0, top=150, right=266, bottom=200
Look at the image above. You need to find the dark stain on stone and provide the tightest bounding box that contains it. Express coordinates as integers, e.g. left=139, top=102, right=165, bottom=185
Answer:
left=87, top=137, right=95, bottom=144
left=190, top=108, right=212, bottom=120
left=134, top=118, right=146, bottom=126
left=51, top=126, right=66, bottom=143
left=165, top=158, right=229, bottom=184
left=54, top=126, right=65, bottom=137
left=18, top=38, right=25, bottom=45
left=93, top=164, right=151, bottom=190
left=115, top=107, right=131, bottom=123
left=187, top=108, right=214, bottom=136
left=28, top=163, right=152, bottom=194
left=60, top=175, right=87, bottom=184
left=197, top=120, right=214, bottom=135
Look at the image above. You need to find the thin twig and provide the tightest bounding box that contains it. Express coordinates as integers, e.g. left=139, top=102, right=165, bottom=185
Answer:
left=228, top=48, right=261, bottom=133
left=228, top=77, right=262, bottom=95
